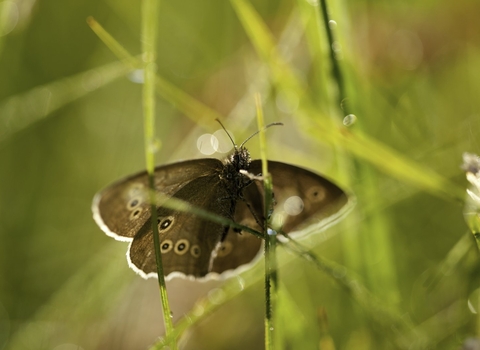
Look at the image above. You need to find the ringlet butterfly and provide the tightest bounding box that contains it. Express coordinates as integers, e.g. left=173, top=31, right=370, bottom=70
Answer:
left=92, top=124, right=349, bottom=280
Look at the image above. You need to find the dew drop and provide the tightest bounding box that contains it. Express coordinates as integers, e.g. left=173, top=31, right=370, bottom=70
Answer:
left=343, top=114, right=357, bottom=126
left=267, top=228, right=277, bottom=236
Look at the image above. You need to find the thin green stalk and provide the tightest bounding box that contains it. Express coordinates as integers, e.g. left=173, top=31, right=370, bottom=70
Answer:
left=255, top=93, right=277, bottom=349
left=141, top=0, right=176, bottom=347
left=317, top=0, right=348, bottom=112
left=87, top=17, right=140, bottom=69
left=264, top=230, right=277, bottom=350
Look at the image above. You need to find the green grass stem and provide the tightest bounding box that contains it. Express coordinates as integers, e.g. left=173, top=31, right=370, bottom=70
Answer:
left=255, top=93, right=277, bottom=349
left=141, top=0, right=176, bottom=347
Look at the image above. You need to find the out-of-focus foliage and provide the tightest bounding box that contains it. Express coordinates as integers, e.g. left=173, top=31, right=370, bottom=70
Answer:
left=0, top=0, right=479, bottom=349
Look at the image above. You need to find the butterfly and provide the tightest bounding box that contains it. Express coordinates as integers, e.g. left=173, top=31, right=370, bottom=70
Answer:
left=92, top=127, right=350, bottom=280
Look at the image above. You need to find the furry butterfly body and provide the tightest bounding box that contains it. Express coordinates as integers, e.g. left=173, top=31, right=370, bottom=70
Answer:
left=92, top=147, right=349, bottom=280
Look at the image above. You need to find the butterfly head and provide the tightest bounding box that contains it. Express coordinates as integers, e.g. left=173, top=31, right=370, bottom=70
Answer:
left=215, top=118, right=281, bottom=184
left=228, top=146, right=251, bottom=171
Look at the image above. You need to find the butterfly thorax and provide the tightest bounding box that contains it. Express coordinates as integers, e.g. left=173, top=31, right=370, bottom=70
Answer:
left=221, top=147, right=252, bottom=196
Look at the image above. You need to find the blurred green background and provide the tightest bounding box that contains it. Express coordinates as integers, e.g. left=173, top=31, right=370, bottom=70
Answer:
left=1, top=0, right=479, bottom=349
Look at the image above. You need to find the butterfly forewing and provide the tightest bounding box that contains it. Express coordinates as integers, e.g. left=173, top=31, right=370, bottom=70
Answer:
left=92, top=159, right=224, bottom=241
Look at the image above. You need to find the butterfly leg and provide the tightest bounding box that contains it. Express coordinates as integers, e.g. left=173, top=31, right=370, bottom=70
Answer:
left=239, top=180, right=277, bottom=231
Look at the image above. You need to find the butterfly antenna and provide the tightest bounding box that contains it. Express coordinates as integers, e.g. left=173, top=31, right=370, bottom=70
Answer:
left=215, top=119, right=237, bottom=149
left=240, top=122, right=283, bottom=148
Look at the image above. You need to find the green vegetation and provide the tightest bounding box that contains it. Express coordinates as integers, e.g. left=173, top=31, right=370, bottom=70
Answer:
left=0, top=0, right=479, bottom=349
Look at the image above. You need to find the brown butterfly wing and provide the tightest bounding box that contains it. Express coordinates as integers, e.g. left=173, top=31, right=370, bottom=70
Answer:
left=210, top=183, right=264, bottom=274
left=253, top=160, right=349, bottom=233
left=92, top=159, right=223, bottom=241
left=128, top=174, right=235, bottom=279
left=210, top=160, right=348, bottom=275
left=92, top=159, right=233, bottom=279
left=93, top=157, right=349, bottom=279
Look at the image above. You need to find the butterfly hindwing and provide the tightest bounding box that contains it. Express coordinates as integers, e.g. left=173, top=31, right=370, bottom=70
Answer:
left=129, top=174, right=235, bottom=279
left=249, top=160, right=349, bottom=233
left=210, top=182, right=264, bottom=274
